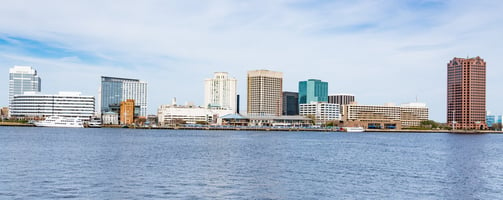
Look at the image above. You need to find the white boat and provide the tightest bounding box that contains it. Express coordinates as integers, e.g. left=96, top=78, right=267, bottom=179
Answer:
left=88, top=118, right=102, bottom=128
left=34, top=116, right=84, bottom=128
left=343, top=127, right=365, bottom=132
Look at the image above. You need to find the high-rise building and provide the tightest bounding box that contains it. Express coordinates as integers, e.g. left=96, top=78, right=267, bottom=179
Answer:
left=328, top=94, right=355, bottom=105
left=247, top=70, right=283, bottom=116
left=100, top=76, right=148, bottom=117
left=298, top=79, right=328, bottom=104
left=9, top=66, right=41, bottom=104
left=282, top=91, right=299, bottom=115
left=447, top=57, right=487, bottom=129
left=204, top=72, right=237, bottom=112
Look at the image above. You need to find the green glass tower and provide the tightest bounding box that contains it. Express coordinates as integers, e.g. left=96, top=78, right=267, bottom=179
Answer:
left=298, top=79, right=328, bottom=104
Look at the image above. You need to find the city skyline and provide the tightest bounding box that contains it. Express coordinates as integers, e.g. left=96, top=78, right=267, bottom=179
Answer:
left=1, top=1, right=503, bottom=122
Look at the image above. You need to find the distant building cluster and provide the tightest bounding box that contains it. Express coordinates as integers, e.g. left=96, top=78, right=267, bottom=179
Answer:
left=5, top=56, right=493, bottom=130
left=7, top=66, right=95, bottom=121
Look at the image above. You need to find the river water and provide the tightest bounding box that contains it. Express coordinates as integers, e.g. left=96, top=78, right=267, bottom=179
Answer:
left=1, top=127, right=502, bottom=199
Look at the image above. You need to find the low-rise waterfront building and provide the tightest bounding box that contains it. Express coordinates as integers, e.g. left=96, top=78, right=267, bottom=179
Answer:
left=247, top=115, right=312, bottom=127
left=157, top=102, right=234, bottom=126
left=299, top=102, right=341, bottom=124
left=9, top=92, right=95, bottom=120
left=1, top=107, right=8, bottom=119
left=220, top=114, right=312, bottom=127
left=486, top=113, right=502, bottom=128
left=102, top=112, right=119, bottom=125
left=343, top=103, right=401, bottom=129
left=342, top=102, right=429, bottom=129
left=400, top=103, right=429, bottom=127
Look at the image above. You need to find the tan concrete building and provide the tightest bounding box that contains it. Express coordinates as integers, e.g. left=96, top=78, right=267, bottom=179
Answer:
left=247, top=70, right=283, bottom=116
left=342, top=102, right=429, bottom=129
left=343, top=103, right=401, bottom=129
left=401, top=103, right=429, bottom=127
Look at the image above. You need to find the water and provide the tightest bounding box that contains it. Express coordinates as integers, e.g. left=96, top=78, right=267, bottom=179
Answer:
left=1, top=127, right=503, bottom=199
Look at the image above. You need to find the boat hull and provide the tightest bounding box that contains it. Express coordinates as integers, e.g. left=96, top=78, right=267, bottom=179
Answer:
left=34, top=123, right=84, bottom=128
left=34, top=116, right=84, bottom=128
left=344, top=127, right=365, bottom=132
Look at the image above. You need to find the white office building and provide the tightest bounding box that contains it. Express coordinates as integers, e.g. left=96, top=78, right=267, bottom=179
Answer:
left=10, top=92, right=95, bottom=120
left=9, top=66, right=41, bottom=104
left=299, top=102, right=341, bottom=124
left=204, top=72, right=237, bottom=112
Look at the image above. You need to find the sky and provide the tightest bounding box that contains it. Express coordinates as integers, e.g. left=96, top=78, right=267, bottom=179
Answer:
left=1, top=0, right=502, bottom=122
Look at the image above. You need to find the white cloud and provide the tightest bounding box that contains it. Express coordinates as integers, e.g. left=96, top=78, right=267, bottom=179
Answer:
left=1, top=0, right=502, bottom=121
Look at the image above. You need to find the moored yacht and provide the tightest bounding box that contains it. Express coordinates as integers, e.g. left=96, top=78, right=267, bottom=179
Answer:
left=343, top=127, right=365, bottom=132
left=88, top=118, right=102, bottom=128
left=34, top=116, right=84, bottom=128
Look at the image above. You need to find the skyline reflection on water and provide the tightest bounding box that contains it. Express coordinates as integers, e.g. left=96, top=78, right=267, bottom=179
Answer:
left=0, top=127, right=502, bottom=199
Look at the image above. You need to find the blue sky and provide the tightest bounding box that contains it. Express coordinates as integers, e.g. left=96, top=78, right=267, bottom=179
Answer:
left=1, top=0, right=502, bottom=122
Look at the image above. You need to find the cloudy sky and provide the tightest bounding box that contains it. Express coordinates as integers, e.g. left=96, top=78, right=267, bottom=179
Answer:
left=1, top=0, right=502, bottom=122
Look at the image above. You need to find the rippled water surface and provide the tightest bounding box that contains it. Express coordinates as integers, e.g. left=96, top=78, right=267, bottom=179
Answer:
left=1, top=127, right=503, bottom=199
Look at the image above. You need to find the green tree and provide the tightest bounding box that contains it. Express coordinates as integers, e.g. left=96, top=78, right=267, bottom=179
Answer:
left=420, top=120, right=439, bottom=129
left=305, top=114, right=316, bottom=125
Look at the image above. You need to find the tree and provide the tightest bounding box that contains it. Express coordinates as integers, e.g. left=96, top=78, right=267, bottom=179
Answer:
left=305, top=114, right=316, bottom=125
left=420, top=120, right=439, bottom=129
left=491, top=123, right=502, bottom=131
left=135, top=117, right=147, bottom=126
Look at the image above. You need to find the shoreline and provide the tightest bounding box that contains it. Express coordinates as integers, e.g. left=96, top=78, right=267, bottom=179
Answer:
left=2, top=122, right=503, bottom=134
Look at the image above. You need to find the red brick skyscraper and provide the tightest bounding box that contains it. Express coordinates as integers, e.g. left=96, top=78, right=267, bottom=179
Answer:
left=447, top=56, right=487, bottom=130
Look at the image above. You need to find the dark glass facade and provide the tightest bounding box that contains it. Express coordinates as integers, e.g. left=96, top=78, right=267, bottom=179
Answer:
left=282, top=92, right=299, bottom=115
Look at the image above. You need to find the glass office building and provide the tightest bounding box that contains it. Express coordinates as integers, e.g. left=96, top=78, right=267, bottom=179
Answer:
left=282, top=91, right=299, bottom=115
left=100, top=76, right=148, bottom=117
left=486, top=114, right=502, bottom=128
left=9, top=66, right=41, bottom=104
left=298, top=79, right=328, bottom=104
